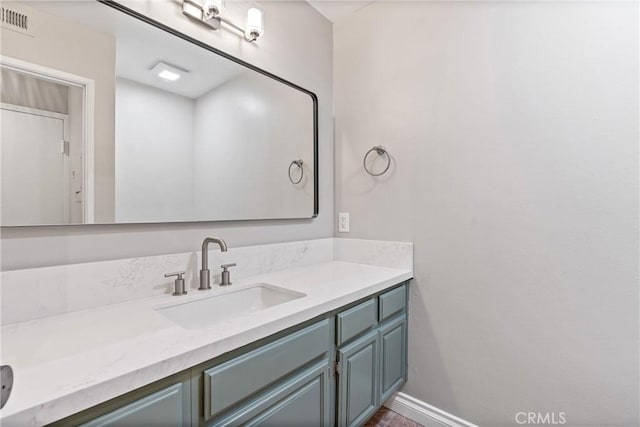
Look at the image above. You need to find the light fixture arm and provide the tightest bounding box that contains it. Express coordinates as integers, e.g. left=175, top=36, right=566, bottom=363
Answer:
left=218, top=16, right=259, bottom=42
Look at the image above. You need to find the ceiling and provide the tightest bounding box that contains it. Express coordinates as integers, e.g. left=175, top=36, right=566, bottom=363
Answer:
left=306, top=1, right=374, bottom=23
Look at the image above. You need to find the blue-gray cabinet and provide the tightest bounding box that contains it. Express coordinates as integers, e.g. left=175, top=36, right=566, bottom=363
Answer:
left=208, top=360, right=332, bottom=427
left=51, top=282, right=408, bottom=427
left=49, top=372, right=193, bottom=427
left=379, top=315, right=407, bottom=403
left=201, top=319, right=332, bottom=426
left=336, top=299, right=377, bottom=346
left=80, top=382, right=191, bottom=427
left=378, top=285, right=406, bottom=322
left=337, top=330, right=379, bottom=427
left=336, top=285, right=408, bottom=427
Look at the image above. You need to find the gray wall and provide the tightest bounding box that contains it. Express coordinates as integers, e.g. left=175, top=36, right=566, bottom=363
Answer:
left=0, top=0, right=333, bottom=270
left=334, top=1, right=639, bottom=426
left=193, top=73, right=315, bottom=220
left=115, top=77, right=196, bottom=222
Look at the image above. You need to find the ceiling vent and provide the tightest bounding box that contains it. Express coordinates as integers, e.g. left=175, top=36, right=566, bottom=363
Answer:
left=1, top=6, right=33, bottom=36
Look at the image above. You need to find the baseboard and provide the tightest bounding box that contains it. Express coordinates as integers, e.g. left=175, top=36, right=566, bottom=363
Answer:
left=384, top=392, right=478, bottom=427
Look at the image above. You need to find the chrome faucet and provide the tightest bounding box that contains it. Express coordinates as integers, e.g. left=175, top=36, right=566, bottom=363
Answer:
left=199, top=237, right=228, bottom=290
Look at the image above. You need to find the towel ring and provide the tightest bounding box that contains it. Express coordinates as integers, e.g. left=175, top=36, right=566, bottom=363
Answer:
left=288, top=159, right=304, bottom=184
left=363, top=145, right=391, bottom=176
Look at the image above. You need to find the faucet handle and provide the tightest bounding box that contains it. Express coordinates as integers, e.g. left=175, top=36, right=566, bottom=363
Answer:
left=164, top=271, right=185, bottom=279
left=220, top=263, right=236, bottom=286
left=164, top=271, right=187, bottom=296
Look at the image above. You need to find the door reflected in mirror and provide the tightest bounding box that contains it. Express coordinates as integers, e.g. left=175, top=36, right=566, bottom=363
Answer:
left=0, top=1, right=317, bottom=226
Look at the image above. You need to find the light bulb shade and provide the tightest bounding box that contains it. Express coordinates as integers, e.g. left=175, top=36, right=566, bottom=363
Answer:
left=245, top=6, right=263, bottom=40
left=203, top=0, right=224, bottom=19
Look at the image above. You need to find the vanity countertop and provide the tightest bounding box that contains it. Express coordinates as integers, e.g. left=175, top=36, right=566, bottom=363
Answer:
left=0, top=260, right=412, bottom=426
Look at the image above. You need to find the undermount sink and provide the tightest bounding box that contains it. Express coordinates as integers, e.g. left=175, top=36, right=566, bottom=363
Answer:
left=156, top=284, right=306, bottom=329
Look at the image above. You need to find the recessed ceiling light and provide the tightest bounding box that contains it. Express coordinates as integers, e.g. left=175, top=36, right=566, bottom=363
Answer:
left=150, top=61, right=189, bottom=83
left=158, top=70, right=181, bottom=81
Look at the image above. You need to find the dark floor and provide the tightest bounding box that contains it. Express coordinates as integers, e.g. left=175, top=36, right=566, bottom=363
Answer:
left=364, top=406, right=424, bottom=427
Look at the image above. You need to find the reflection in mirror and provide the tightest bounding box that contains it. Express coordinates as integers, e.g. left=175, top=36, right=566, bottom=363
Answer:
left=1, top=67, right=85, bottom=225
left=0, top=1, right=317, bottom=226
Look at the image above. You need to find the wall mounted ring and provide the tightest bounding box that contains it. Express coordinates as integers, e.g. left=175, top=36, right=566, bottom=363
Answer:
left=363, top=145, right=391, bottom=176
left=288, top=159, right=304, bottom=184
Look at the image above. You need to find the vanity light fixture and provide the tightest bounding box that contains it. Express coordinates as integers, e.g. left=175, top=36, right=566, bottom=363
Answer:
left=245, top=6, right=264, bottom=41
left=151, top=61, right=189, bottom=82
left=182, top=0, right=264, bottom=42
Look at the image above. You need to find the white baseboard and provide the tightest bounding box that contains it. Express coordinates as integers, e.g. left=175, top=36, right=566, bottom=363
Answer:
left=384, top=392, right=478, bottom=427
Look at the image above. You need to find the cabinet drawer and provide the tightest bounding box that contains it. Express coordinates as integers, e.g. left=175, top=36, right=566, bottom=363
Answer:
left=80, top=383, right=188, bottom=427
left=203, top=319, right=330, bottom=420
left=336, top=298, right=377, bottom=346
left=207, top=360, right=331, bottom=427
left=379, top=285, right=406, bottom=322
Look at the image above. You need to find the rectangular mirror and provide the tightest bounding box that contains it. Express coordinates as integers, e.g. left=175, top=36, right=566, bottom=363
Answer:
left=0, top=0, right=318, bottom=226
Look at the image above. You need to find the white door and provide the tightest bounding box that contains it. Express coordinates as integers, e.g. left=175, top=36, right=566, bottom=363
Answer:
left=1, top=107, right=68, bottom=225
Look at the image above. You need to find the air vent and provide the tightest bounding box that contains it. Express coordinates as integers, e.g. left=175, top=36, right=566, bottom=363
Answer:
left=1, top=6, right=33, bottom=36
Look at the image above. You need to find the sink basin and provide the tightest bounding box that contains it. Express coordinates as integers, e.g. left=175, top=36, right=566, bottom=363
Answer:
left=156, top=284, right=306, bottom=329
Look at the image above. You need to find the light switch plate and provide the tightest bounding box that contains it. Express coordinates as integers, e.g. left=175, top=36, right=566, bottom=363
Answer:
left=338, top=212, right=350, bottom=233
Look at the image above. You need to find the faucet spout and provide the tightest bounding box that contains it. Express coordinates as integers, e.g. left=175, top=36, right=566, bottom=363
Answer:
left=199, top=237, right=228, bottom=290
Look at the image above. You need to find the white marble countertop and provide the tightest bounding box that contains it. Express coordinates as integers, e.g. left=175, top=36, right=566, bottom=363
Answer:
left=0, top=260, right=412, bottom=426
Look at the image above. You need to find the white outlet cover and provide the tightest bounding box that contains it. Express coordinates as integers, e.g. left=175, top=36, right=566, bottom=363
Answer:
left=338, top=212, right=350, bottom=233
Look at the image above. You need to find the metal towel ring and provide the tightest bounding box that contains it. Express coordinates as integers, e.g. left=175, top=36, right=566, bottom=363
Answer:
left=363, top=145, right=391, bottom=176
left=288, top=159, right=304, bottom=184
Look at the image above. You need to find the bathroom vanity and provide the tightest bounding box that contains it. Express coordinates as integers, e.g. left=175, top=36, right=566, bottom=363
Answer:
left=0, top=238, right=413, bottom=426
left=52, top=283, right=407, bottom=427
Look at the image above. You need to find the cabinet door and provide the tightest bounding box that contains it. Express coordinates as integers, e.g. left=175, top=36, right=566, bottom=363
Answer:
left=379, top=315, right=407, bottom=403
left=337, top=330, right=379, bottom=427
left=207, top=360, right=332, bottom=427
left=80, top=382, right=189, bottom=427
